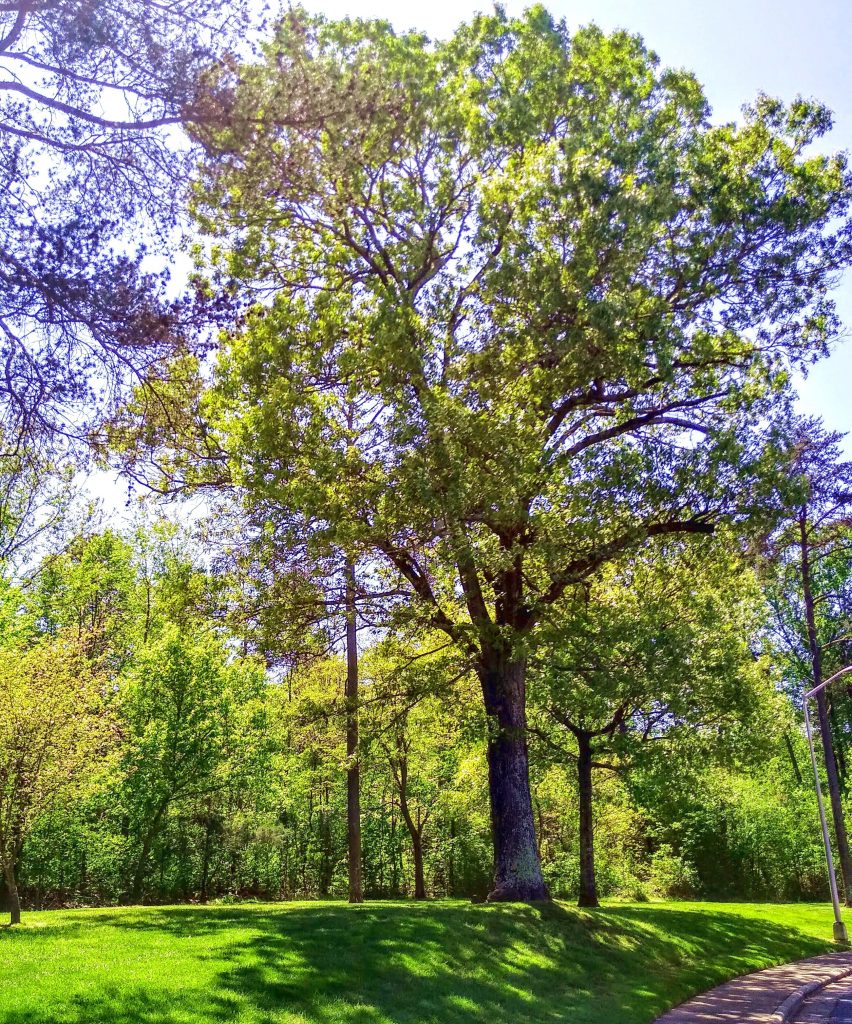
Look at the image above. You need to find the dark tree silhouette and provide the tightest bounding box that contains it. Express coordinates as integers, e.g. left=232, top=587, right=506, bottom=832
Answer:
left=0, top=0, right=249, bottom=453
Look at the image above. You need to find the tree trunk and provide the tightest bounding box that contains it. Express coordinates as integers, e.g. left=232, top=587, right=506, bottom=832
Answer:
left=784, top=732, right=804, bottom=786
left=411, top=828, right=426, bottom=900
left=801, top=513, right=852, bottom=906
left=131, top=834, right=154, bottom=902
left=130, top=799, right=169, bottom=903
left=830, top=698, right=848, bottom=788
left=576, top=731, right=599, bottom=908
left=319, top=782, right=333, bottom=897
left=3, top=858, right=21, bottom=925
left=479, top=656, right=549, bottom=902
left=448, top=817, right=455, bottom=895
left=199, top=805, right=215, bottom=902
left=345, top=557, right=363, bottom=904
left=395, top=747, right=427, bottom=899
left=815, top=689, right=852, bottom=905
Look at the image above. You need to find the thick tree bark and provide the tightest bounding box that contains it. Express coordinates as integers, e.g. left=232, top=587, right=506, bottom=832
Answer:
left=479, top=656, right=549, bottom=901
left=576, top=731, right=599, bottom=908
left=800, top=513, right=852, bottom=906
left=345, top=558, right=363, bottom=904
left=2, top=859, right=21, bottom=925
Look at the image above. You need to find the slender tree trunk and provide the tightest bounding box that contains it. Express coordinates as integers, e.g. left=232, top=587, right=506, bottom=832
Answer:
left=131, top=833, right=155, bottom=902
left=815, top=689, right=852, bottom=904
left=319, top=782, right=333, bottom=897
left=800, top=513, right=852, bottom=906
left=143, top=576, right=151, bottom=644
left=199, top=804, right=214, bottom=902
left=3, top=858, right=21, bottom=925
left=830, top=699, right=848, bottom=787
left=390, top=798, right=400, bottom=896
left=448, top=817, right=455, bottom=896
left=479, top=655, right=548, bottom=902
left=345, top=557, right=363, bottom=904
left=131, top=799, right=169, bottom=903
left=79, top=848, right=88, bottom=902
left=576, top=732, right=599, bottom=908
left=395, top=747, right=427, bottom=899
left=410, top=829, right=426, bottom=899
left=784, top=732, right=804, bottom=786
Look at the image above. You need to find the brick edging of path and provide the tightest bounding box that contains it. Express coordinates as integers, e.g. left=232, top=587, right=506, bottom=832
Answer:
left=771, top=963, right=852, bottom=1022
left=653, top=950, right=852, bottom=1023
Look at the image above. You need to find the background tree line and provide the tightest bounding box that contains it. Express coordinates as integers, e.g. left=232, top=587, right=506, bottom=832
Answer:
left=0, top=512, right=843, bottom=916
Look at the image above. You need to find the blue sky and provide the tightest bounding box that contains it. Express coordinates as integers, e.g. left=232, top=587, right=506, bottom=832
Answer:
left=296, top=0, right=852, bottom=441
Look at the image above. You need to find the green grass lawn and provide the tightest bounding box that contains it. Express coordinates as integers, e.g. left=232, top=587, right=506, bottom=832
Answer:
left=0, top=900, right=844, bottom=1023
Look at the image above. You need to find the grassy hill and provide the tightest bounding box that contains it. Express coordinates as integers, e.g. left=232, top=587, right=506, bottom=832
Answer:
left=0, top=900, right=842, bottom=1023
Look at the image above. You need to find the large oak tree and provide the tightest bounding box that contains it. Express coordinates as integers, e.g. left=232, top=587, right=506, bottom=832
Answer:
left=171, top=7, right=852, bottom=900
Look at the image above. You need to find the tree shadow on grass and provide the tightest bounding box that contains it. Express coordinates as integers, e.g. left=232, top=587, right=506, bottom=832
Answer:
left=0, top=902, right=838, bottom=1024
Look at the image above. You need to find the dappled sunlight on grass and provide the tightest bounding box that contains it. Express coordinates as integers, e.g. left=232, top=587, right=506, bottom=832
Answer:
left=0, top=901, right=841, bottom=1024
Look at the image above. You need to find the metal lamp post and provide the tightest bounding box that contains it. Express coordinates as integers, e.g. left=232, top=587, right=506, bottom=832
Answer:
left=803, top=665, right=852, bottom=944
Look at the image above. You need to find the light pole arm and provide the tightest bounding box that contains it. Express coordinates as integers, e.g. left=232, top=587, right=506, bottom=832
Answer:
left=806, top=664, right=852, bottom=700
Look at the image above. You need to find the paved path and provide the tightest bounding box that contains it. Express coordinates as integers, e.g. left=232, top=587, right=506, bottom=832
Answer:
left=653, top=951, right=852, bottom=1023
left=794, top=974, right=852, bottom=1022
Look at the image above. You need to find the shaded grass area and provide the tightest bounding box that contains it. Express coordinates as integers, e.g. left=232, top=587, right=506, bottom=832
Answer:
left=0, top=900, right=842, bottom=1023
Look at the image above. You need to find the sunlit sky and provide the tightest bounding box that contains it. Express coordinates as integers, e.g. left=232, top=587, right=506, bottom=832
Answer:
left=293, top=0, right=852, bottom=439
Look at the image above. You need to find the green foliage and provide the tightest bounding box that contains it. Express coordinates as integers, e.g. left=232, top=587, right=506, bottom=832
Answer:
left=117, top=625, right=267, bottom=896
left=33, top=531, right=139, bottom=667
left=531, top=535, right=780, bottom=764
left=0, top=512, right=836, bottom=912
left=630, top=731, right=827, bottom=902
left=0, top=631, right=105, bottom=921
left=188, top=6, right=852, bottom=643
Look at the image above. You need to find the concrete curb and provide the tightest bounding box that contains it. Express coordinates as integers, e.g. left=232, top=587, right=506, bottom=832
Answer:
left=771, top=963, right=852, bottom=1022
left=653, top=950, right=852, bottom=1023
